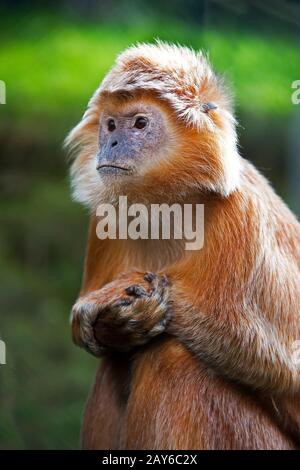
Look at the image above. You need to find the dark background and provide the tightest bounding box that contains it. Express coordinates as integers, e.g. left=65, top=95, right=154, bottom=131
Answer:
left=0, top=0, right=299, bottom=449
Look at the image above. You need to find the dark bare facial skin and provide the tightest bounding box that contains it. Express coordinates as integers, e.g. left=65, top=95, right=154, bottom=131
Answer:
left=97, top=101, right=168, bottom=176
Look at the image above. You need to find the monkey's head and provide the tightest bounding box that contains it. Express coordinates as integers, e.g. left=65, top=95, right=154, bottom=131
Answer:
left=66, top=42, right=241, bottom=208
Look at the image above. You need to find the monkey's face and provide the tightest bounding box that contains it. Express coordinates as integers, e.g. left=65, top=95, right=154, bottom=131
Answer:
left=69, top=94, right=183, bottom=208
left=97, top=100, right=171, bottom=178
left=68, top=43, right=242, bottom=209
left=69, top=93, right=238, bottom=208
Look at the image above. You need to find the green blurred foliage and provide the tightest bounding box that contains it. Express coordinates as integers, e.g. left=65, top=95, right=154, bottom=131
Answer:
left=0, top=7, right=299, bottom=449
left=0, top=12, right=299, bottom=135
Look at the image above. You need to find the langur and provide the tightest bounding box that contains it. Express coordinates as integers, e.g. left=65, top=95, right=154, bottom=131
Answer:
left=66, top=42, right=300, bottom=449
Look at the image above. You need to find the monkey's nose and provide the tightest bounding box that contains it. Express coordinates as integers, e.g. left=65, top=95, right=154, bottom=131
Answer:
left=111, top=140, right=118, bottom=148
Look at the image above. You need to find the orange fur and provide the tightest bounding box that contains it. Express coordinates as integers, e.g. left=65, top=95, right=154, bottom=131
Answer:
left=67, top=43, right=300, bottom=449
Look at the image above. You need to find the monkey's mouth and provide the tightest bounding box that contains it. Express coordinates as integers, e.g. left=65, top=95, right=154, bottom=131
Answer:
left=97, top=164, right=133, bottom=176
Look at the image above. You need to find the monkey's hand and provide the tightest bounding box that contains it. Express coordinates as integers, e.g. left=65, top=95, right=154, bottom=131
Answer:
left=71, top=272, right=170, bottom=356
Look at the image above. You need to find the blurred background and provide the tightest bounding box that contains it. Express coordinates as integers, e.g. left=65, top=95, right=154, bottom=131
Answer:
left=0, top=0, right=299, bottom=450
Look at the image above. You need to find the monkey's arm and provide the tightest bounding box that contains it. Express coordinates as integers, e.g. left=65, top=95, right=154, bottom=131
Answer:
left=72, top=216, right=300, bottom=395
left=72, top=263, right=299, bottom=395
left=166, top=283, right=300, bottom=395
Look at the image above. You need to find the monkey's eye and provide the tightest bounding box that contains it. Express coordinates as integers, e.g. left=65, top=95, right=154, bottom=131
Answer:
left=134, top=116, right=148, bottom=129
left=107, top=119, right=116, bottom=132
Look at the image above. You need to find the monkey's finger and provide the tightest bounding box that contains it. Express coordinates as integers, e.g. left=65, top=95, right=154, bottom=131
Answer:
left=149, top=275, right=169, bottom=303
left=125, top=284, right=149, bottom=297
left=145, top=273, right=168, bottom=295
left=144, top=272, right=156, bottom=283
left=94, top=300, right=133, bottom=325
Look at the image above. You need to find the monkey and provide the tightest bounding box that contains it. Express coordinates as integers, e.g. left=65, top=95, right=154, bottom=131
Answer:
left=66, top=42, right=300, bottom=449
